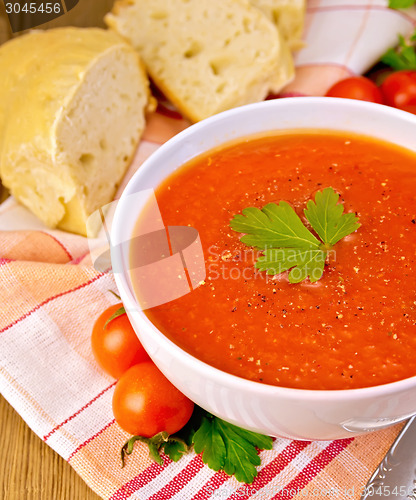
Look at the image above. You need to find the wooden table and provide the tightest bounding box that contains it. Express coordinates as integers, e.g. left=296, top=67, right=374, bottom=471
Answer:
left=0, top=395, right=101, bottom=500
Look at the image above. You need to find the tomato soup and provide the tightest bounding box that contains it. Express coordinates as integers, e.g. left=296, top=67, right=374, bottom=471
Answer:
left=132, top=131, right=416, bottom=390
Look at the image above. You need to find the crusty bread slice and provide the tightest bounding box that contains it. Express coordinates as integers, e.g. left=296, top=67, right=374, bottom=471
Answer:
left=0, top=27, right=152, bottom=236
left=105, top=0, right=294, bottom=122
left=249, top=0, right=306, bottom=51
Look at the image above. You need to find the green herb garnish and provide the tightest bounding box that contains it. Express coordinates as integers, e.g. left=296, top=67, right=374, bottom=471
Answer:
left=388, top=0, right=415, bottom=9
left=381, top=30, right=416, bottom=70
left=193, top=412, right=272, bottom=484
left=230, top=187, right=360, bottom=284
left=121, top=406, right=273, bottom=484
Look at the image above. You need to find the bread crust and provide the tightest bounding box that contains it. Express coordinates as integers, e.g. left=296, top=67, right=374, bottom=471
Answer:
left=0, top=27, right=152, bottom=235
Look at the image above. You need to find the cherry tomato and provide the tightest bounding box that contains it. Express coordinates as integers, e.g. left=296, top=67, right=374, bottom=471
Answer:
left=91, top=304, right=150, bottom=379
left=112, top=362, right=194, bottom=436
left=380, top=70, right=416, bottom=114
left=325, top=76, right=384, bottom=104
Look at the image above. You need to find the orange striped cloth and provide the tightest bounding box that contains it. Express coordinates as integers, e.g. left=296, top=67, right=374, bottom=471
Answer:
left=1, top=2, right=415, bottom=499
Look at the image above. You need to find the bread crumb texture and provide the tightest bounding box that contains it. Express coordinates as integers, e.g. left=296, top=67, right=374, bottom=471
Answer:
left=250, top=0, right=305, bottom=51
left=0, top=27, right=151, bottom=236
left=106, top=0, right=298, bottom=122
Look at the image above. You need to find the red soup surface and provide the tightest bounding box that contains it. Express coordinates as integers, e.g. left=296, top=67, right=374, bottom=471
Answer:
left=133, top=131, right=416, bottom=390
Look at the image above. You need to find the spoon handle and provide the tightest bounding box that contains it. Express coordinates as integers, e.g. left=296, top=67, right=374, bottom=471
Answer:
left=361, top=416, right=416, bottom=499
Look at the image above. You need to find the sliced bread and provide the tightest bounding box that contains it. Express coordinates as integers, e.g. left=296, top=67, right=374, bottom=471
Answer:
left=249, top=0, right=306, bottom=51
left=105, top=0, right=294, bottom=122
left=0, top=27, right=152, bottom=236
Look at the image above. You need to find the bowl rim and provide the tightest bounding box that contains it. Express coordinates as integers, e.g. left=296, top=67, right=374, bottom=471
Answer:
left=111, top=96, right=416, bottom=402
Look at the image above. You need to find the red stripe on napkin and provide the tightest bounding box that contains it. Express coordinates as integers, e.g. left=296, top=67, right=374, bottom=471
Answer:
left=271, top=438, right=354, bottom=499
left=0, top=272, right=105, bottom=334
left=43, top=381, right=116, bottom=441
left=227, top=440, right=311, bottom=500
left=109, top=460, right=170, bottom=500
left=147, top=455, right=205, bottom=500
left=40, top=231, right=74, bottom=261
left=68, top=419, right=116, bottom=462
left=190, top=471, right=230, bottom=500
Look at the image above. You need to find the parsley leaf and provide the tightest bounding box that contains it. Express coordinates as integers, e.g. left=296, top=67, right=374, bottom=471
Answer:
left=193, top=413, right=273, bottom=484
left=120, top=406, right=273, bottom=484
left=388, top=0, right=415, bottom=8
left=381, top=31, right=416, bottom=70
left=304, top=187, right=360, bottom=246
left=256, top=248, right=325, bottom=283
left=193, top=416, right=226, bottom=471
left=230, top=187, right=360, bottom=283
left=230, top=201, right=320, bottom=249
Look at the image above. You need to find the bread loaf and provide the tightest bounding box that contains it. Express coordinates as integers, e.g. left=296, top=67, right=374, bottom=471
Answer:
left=0, top=27, right=152, bottom=236
left=249, top=0, right=306, bottom=51
left=105, top=0, right=294, bottom=122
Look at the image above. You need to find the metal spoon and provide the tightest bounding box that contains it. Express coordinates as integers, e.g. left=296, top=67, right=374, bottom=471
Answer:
left=361, top=416, right=416, bottom=499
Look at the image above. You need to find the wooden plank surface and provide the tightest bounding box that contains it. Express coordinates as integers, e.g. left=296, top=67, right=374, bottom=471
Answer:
left=0, top=395, right=101, bottom=500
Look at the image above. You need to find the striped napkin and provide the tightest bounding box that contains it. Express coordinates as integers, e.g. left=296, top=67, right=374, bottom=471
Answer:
left=1, top=1, right=415, bottom=499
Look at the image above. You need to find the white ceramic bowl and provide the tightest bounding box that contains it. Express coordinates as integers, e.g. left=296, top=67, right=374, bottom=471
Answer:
left=111, top=97, right=416, bottom=440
